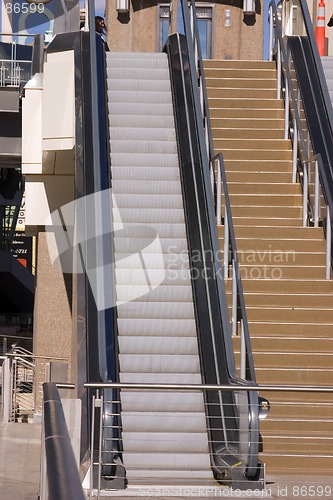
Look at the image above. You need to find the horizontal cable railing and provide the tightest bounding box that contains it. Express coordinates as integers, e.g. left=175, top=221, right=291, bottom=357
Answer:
left=84, top=382, right=333, bottom=496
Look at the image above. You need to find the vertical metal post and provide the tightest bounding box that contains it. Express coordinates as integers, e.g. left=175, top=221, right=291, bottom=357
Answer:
left=292, top=118, right=298, bottom=182
left=326, top=207, right=331, bottom=279
left=210, top=160, right=214, bottom=194
left=240, top=320, right=246, bottom=379
left=97, top=394, right=103, bottom=499
left=314, top=160, right=320, bottom=228
left=224, top=207, right=229, bottom=278
left=269, top=6, right=273, bottom=61
left=277, top=41, right=281, bottom=100
left=217, top=162, right=222, bottom=225
left=232, top=261, right=237, bottom=336
left=89, top=395, right=96, bottom=500
left=284, top=78, right=289, bottom=140
left=303, top=162, right=308, bottom=227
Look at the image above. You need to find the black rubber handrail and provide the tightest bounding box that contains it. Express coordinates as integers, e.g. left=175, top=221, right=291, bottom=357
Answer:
left=166, top=3, right=262, bottom=483
left=43, top=383, right=85, bottom=500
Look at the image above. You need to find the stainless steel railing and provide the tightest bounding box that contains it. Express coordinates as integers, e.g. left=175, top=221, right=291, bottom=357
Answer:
left=269, top=0, right=333, bottom=279
left=84, top=381, right=333, bottom=497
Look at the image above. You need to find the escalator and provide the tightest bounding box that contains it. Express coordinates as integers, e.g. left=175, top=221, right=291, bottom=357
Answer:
left=97, top=31, right=264, bottom=489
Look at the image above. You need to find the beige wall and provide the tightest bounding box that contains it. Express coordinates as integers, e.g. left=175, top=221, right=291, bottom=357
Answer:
left=33, top=232, right=73, bottom=413
left=106, top=0, right=264, bottom=60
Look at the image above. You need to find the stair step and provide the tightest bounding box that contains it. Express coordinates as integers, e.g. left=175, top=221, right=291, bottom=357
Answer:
left=204, top=68, right=277, bottom=79
left=114, top=251, right=189, bottom=269
left=233, top=335, right=333, bottom=352
left=208, top=97, right=284, bottom=109
left=224, top=194, right=302, bottom=206
left=108, top=90, right=172, bottom=104
left=117, top=318, right=197, bottom=336
left=107, top=58, right=168, bottom=69
left=119, top=354, right=200, bottom=373
left=251, top=352, right=333, bottom=369
left=119, top=373, right=202, bottom=384
left=112, top=166, right=180, bottom=182
left=108, top=78, right=171, bottom=92
left=248, top=321, right=333, bottom=337
left=236, top=250, right=325, bottom=266
left=121, top=411, right=206, bottom=432
left=230, top=206, right=302, bottom=218
left=120, top=391, right=205, bottom=412
left=113, top=193, right=183, bottom=208
left=227, top=182, right=300, bottom=195
left=117, top=301, right=195, bottom=320
left=224, top=159, right=293, bottom=172
left=111, top=152, right=178, bottom=167
left=228, top=225, right=323, bottom=239
left=115, top=268, right=192, bottom=287
left=235, top=293, right=333, bottom=308
left=109, top=102, right=173, bottom=116
left=237, top=266, right=326, bottom=280
left=228, top=239, right=324, bottom=252
left=226, top=172, right=292, bottom=182
left=204, top=60, right=276, bottom=69
left=119, top=336, right=199, bottom=355
left=116, top=285, right=193, bottom=303
left=110, top=114, right=175, bottom=128
left=113, top=207, right=184, bottom=223
left=210, top=107, right=285, bottom=119
left=107, top=67, right=169, bottom=80
left=213, top=128, right=284, bottom=139
left=121, top=432, right=209, bottom=453
left=207, top=88, right=277, bottom=99
left=110, top=127, right=175, bottom=142
left=238, top=279, right=333, bottom=294
left=122, top=452, right=211, bottom=471
left=220, top=149, right=293, bottom=160
left=245, top=307, right=333, bottom=323
left=112, top=179, right=181, bottom=195
left=205, top=78, right=277, bottom=89
left=259, top=454, right=333, bottom=475
left=211, top=117, right=285, bottom=129
left=111, top=139, right=177, bottom=154
left=255, top=367, right=333, bottom=385
left=232, top=217, right=302, bottom=226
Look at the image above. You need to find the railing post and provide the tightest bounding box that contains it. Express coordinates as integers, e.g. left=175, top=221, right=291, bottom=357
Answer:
left=284, top=76, right=289, bottom=140
left=240, top=320, right=246, bottom=379
left=217, top=161, right=222, bottom=225
left=314, top=160, right=320, bottom=227
left=269, top=6, right=274, bottom=61
left=292, top=117, right=298, bottom=182
left=277, top=40, right=281, bottom=100
left=224, top=207, right=229, bottom=278
left=232, top=260, right=237, bottom=336
left=303, top=162, right=308, bottom=227
left=89, top=394, right=96, bottom=500
left=326, top=207, right=331, bottom=279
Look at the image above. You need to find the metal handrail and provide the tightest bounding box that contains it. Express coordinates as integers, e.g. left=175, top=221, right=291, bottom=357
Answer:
left=269, top=0, right=333, bottom=278
left=42, top=383, right=85, bottom=500
left=85, top=381, right=333, bottom=393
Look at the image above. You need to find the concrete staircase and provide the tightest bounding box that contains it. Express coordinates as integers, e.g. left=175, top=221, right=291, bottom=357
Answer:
left=204, top=59, right=333, bottom=475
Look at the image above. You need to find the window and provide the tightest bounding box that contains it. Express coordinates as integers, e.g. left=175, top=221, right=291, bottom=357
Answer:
left=158, top=3, right=213, bottom=59
left=158, top=5, right=170, bottom=51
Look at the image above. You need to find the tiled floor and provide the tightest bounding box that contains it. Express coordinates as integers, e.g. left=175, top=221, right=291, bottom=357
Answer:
left=0, top=422, right=41, bottom=500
